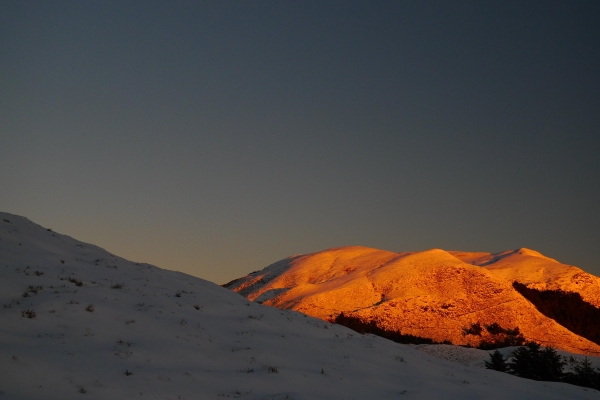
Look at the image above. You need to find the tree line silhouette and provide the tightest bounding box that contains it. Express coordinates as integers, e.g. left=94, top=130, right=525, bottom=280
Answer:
left=486, top=342, right=600, bottom=391
left=332, top=311, right=600, bottom=390
left=462, top=321, right=526, bottom=349
left=331, top=313, right=524, bottom=348
left=330, top=312, right=451, bottom=345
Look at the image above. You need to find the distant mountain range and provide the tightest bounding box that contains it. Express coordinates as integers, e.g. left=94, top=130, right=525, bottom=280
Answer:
left=225, top=246, right=600, bottom=355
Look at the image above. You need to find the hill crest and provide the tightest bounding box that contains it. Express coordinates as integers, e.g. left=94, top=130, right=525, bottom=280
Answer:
left=227, top=246, right=600, bottom=355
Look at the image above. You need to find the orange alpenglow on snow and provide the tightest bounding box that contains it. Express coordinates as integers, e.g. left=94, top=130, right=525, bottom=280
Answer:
left=225, top=246, right=600, bottom=355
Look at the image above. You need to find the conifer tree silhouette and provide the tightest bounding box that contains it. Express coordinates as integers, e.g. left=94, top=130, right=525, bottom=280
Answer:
left=484, top=350, right=508, bottom=372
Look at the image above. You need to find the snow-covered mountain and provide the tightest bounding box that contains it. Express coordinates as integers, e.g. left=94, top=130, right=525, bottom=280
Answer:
left=226, top=246, right=600, bottom=355
left=0, top=212, right=597, bottom=399
left=450, top=249, right=600, bottom=307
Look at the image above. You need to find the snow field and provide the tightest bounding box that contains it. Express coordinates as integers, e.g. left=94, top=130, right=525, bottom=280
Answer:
left=1, top=213, right=598, bottom=399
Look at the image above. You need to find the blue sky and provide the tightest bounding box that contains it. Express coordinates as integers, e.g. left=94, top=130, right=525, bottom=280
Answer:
left=2, top=1, right=599, bottom=283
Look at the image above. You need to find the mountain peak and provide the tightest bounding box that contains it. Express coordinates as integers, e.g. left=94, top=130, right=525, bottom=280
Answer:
left=228, top=245, right=600, bottom=355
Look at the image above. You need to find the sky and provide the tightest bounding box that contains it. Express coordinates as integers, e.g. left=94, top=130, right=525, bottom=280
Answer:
left=1, top=1, right=599, bottom=284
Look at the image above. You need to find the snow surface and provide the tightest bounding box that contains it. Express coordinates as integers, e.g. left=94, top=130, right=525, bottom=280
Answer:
left=417, top=344, right=600, bottom=370
left=1, top=212, right=598, bottom=399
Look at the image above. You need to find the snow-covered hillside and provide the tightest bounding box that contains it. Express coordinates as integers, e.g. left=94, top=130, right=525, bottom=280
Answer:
left=226, top=246, right=600, bottom=355
left=0, top=213, right=597, bottom=399
left=450, top=249, right=600, bottom=307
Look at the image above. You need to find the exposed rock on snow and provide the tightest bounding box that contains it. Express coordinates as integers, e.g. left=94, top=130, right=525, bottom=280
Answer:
left=415, top=344, right=491, bottom=367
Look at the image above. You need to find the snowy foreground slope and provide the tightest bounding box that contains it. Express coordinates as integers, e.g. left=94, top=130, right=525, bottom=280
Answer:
left=0, top=213, right=597, bottom=399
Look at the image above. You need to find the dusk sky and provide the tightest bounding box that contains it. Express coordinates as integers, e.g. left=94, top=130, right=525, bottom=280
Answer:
left=2, top=1, right=599, bottom=283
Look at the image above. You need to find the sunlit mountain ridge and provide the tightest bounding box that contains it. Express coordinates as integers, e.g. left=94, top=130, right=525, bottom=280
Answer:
left=226, top=246, right=600, bottom=355
left=450, top=249, right=600, bottom=307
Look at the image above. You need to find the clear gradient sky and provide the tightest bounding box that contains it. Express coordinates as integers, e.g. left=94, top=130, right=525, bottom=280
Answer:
left=2, top=1, right=599, bottom=283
